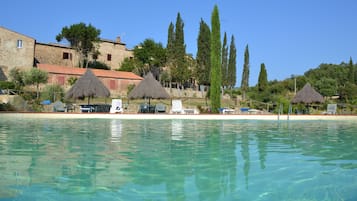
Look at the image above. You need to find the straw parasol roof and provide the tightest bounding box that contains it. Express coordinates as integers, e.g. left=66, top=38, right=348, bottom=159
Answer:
left=128, top=72, right=170, bottom=100
left=65, top=69, right=110, bottom=103
left=291, top=83, right=324, bottom=104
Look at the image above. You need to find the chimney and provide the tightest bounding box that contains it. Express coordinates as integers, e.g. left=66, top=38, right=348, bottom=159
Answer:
left=116, top=36, right=121, bottom=43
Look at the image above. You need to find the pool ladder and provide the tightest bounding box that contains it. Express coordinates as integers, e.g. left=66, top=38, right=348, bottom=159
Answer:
left=278, top=103, right=292, bottom=121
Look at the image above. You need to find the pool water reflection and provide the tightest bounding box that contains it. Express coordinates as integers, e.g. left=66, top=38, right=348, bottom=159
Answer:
left=0, top=118, right=356, bottom=201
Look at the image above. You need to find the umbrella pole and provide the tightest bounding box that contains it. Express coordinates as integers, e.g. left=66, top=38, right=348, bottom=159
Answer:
left=149, top=98, right=151, bottom=113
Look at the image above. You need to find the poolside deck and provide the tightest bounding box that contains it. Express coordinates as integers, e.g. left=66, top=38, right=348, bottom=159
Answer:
left=1, top=112, right=357, bottom=121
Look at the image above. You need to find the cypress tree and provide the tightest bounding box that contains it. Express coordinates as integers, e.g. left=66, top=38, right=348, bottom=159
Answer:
left=173, top=12, right=187, bottom=85
left=167, top=22, right=175, bottom=64
left=228, top=35, right=236, bottom=89
left=348, top=57, right=355, bottom=84
left=210, top=5, right=222, bottom=113
left=241, top=45, right=250, bottom=100
left=221, top=32, right=228, bottom=89
left=166, top=22, right=175, bottom=86
left=196, top=19, right=211, bottom=86
left=257, top=63, right=268, bottom=91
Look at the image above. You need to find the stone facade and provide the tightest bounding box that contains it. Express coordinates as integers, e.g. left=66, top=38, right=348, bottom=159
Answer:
left=0, top=26, right=35, bottom=77
left=0, top=26, right=138, bottom=97
left=35, top=43, right=80, bottom=67
left=97, top=37, right=133, bottom=69
left=35, top=37, right=133, bottom=70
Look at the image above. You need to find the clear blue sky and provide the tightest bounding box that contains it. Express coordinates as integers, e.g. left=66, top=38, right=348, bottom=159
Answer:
left=2, top=0, right=357, bottom=86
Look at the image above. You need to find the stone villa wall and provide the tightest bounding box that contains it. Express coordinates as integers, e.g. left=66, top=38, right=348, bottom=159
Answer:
left=0, top=26, right=35, bottom=76
left=35, top=37, right=133, bottom=70
left=35, top=43, right=80, bottom=67
left=96, top=37, right=133, bottom=70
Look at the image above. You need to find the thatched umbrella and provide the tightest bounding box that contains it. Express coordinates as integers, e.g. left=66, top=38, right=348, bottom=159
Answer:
left=291, top=83, right=324, bottom=104
left=128, top=72, right=170, bottom=105
left=66, top=69, right=110, bottom=104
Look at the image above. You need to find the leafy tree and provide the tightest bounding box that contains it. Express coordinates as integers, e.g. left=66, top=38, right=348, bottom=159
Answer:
left=241, top=45, right=250, bottom=100
left=338, top=82, right=357, bottom=102
left=56, top=22, right=101, bottom=68
left=257, top=63, right=268, bottom=91
left=227, top=35, right=236, bottom=89
left=87, top=60, right=110, bottom=70
left=314, top=77, right=337, bottom=97
left=24, top=68, right=48, bottom=99
left=119, top=57, right=143, bottom=73
left=221, top=32, right=228, bottom=89
left=41, top=84, right=64, bottom=102
left=9, top=68, right=25, bottom=90
left=196, top=19, right=211, bottom=86
left=133, top=39, right=166, bottom=77
left=134, top=39, right=166, bottom=67
left=0, top=81, right=15, bottom=90
left=210, top=5, right=222, bottom=113
left=305, top=63, right=348, bottom=86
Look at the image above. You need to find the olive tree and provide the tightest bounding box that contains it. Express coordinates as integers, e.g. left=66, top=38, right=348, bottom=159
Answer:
left=24, top=68, right=48, bottom=99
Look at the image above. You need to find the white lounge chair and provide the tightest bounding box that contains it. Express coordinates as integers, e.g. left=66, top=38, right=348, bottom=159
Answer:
left=326, top=104, right=337, bottom=115
left=110, top=99, right=124, bottom=113
left=171, top=99, right=183, bottom=114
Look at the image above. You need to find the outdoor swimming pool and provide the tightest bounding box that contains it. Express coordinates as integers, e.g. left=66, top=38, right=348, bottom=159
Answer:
left=0, top=117, right=356, bottom=201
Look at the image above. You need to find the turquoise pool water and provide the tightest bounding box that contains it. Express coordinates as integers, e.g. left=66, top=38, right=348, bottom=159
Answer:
left=0, top=117, right=356, bottom=201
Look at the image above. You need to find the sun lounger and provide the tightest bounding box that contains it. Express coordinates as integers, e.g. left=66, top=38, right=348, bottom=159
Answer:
left=220, top=107, right=235, bottom=114
left=325, top=104, right=337, bottom=115
left=155, top=103, right=166, bottom=113
left=171, top=99, right=183, bottom=114
left=53, top=101, right=66, bottom=112
left=171, top=99, right=199, bottom=114
left=110, top=99, right=123, bottom=113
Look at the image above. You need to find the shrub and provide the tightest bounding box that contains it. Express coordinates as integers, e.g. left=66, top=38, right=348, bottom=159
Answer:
left=41, top=84, right=65, bottom=102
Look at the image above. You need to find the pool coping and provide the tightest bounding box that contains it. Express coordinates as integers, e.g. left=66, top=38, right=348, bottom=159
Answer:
left=1, top=112, right=357, bottom=121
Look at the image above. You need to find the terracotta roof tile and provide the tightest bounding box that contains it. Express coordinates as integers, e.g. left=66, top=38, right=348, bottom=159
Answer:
left=37, top=64, right=143, bottom=80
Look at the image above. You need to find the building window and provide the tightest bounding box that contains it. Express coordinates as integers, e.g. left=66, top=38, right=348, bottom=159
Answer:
left=92, top=54, right=98, bottom=60
left=107, top=54, right=112, bottom=61
left=17, top=40, right=23, bottom=48
left=63, top=52, right=72, bottom=60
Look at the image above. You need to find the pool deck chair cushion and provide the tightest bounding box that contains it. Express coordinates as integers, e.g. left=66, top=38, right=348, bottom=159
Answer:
left=110, top=99, right=124, bottom=113
left=171, top=99, right=183, bottom=114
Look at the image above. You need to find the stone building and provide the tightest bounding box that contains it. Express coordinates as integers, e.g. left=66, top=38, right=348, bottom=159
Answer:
left=1, top=26, right=133, bottom=73
left=35, top=42, right=79, bottom=67
left=0, top=26, right=35, bottom=77
left=96, top=37, right=133, bottom=69
left=34, top=37, right=133, bottom=70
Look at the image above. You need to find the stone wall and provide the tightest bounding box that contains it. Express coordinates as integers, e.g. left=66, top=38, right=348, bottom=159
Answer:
left=35, top=38, right=133, bottom=70
left=0, top=27, right=35, bottom=75
left=96, top=39, right=133, bottom=70
left=35, top=43, right=79, bottom=67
